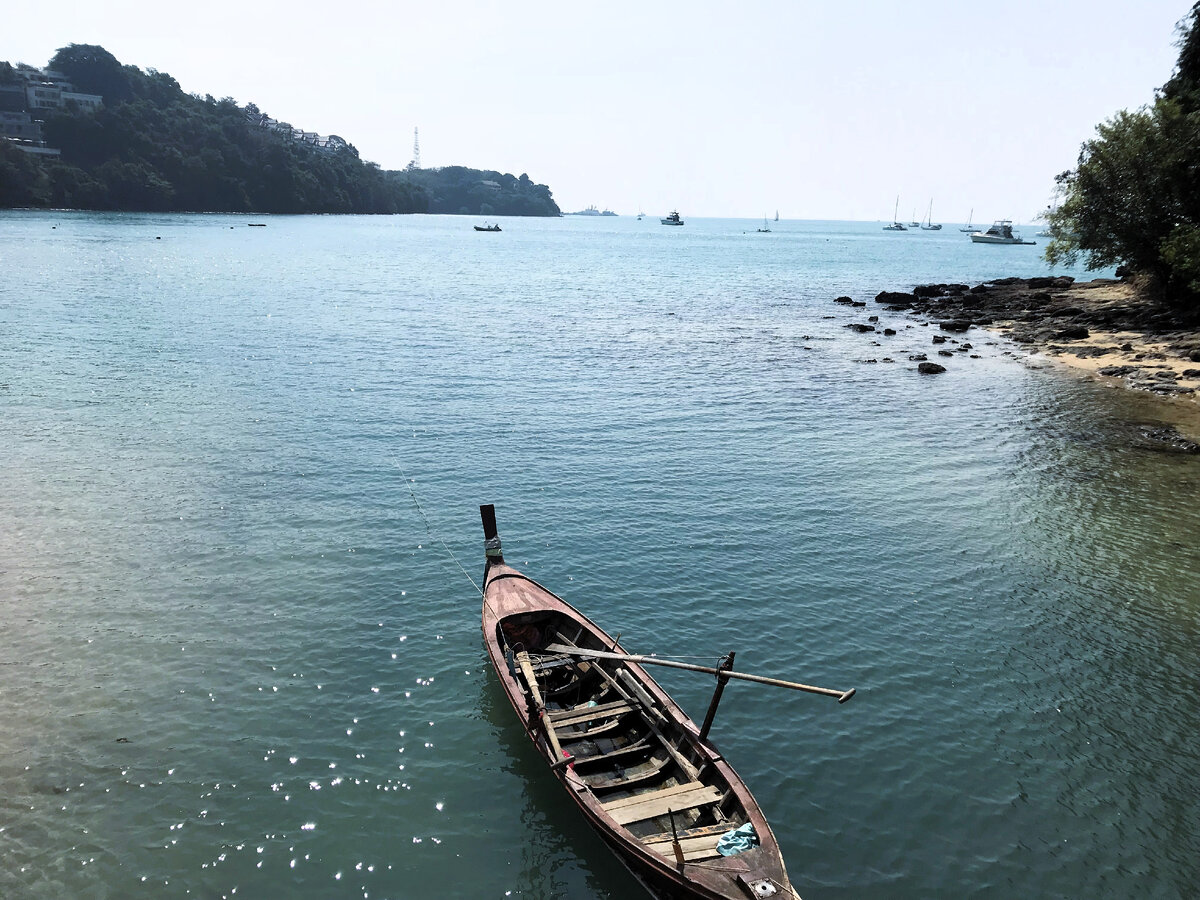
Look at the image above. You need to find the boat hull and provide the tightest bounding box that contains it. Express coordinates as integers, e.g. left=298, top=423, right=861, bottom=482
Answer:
left=969, top=234, right=1034, bottom=245
left=970, top=220, right=1034, bottom=245
left=482, top=558, right=797, bottom=900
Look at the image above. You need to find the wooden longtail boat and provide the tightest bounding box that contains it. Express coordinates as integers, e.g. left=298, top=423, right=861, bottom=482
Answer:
left=480, top=504, right=855, bottom=900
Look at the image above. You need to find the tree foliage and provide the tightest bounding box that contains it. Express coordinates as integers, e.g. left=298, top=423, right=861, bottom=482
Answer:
left=404, top=165, right=559, bottom=216
left=1046, top=3, right=1200, bottom=310
left=1, top=44, right=559, bottom=217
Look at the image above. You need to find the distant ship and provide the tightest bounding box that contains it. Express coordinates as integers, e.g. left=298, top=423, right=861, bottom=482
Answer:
left=661, top=210, right=684, bottom=226
left=569, top=205, right=617, bottom=216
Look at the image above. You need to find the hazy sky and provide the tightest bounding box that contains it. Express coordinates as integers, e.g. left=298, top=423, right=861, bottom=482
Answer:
left=3, top=1, right=1191, bottom=221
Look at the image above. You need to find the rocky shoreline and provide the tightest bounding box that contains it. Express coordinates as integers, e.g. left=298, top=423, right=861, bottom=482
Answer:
left=834, top=275, right=1200, bottom=450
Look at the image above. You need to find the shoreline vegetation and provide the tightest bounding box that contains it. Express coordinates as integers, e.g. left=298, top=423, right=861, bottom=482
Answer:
left=856, top=276, right=1200, bottom=447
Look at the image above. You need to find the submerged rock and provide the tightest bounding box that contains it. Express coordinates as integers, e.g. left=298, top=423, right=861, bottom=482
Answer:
left=1136, top=425, right=1200, bottom=453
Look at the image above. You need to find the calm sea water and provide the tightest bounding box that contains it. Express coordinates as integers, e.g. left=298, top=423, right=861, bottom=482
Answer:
left=2, top=211, right=1198, bottom=900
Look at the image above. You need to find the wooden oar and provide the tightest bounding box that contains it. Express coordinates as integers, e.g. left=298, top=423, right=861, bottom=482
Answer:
left=543, top=643, right=856, bottom=703
left=515, top=650, right=576, bottom=769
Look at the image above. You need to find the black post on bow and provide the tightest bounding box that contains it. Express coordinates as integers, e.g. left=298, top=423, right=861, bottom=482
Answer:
left=698, top=651, right=736, bottom=743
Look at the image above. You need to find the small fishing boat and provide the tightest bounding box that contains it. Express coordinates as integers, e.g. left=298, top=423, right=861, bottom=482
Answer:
left=479, top=504, right=854, bottom=900
left=969, top=220, right=1035, bottom=245
left=474, top=223, right=502, bottom=232
left=661, top=210, right=685, bottom=226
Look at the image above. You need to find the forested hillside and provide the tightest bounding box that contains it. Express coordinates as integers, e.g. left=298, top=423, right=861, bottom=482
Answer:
left=0, top=44, right=559, bottom=217
left=407, top=166, right=560, bottom=216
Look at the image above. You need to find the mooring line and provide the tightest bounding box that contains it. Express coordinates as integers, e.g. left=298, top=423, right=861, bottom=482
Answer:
left=393, top=456, right=482, bottom=596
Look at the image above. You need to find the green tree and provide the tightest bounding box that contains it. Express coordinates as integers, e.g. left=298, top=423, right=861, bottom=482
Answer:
left=48, top=44, right=134, bottom=102
left=1047, top=3, right=1200, bottom=311
left=1163, top=2, right=1200, bottom=104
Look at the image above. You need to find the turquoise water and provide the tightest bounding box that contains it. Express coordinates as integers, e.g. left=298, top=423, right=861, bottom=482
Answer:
left=1, top=211, right=1198, bottom=899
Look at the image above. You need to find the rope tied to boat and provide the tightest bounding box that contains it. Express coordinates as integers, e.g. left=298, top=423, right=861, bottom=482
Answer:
left=393, top=454, right=482, bottom=595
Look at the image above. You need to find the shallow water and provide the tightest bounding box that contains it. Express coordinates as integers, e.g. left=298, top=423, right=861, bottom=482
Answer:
left=1, top=211, right=1198, bottom=899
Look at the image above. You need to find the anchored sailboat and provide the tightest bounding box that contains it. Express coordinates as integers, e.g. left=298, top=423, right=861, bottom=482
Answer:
left=921, top=199, right=942, bottom=230
left=883, top=196, right=907, bottom=231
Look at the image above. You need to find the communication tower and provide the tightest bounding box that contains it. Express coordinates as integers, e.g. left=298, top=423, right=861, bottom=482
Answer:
left=408, top=127, right=421, bottom=170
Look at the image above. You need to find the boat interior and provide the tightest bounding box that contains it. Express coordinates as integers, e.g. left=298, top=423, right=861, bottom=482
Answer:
left=497, top=610, right=751, bottom=864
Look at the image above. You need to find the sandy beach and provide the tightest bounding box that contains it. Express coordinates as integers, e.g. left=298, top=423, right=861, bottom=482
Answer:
left=989, top=279, right=1200, bottom=394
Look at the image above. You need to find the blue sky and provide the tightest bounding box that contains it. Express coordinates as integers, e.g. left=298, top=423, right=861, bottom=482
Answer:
left=3, top=0, right=1190, bottom=221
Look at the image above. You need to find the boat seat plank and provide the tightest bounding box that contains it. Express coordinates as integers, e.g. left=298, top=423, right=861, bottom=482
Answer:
left=601, top=780, right=708, bottom=812
left=602, top=782, right=723, bottom=826
left=532, top=654, right=576, bottom=672
left=585, top=755, right=673, bottom=790
left=547, top=699, right=632, bottom=728
left=569, top=738, right=652, bottom=768
left=563, top=716, right=626, bottom=741
left=643, top=833, right=727, bottom=862
left=642, top=822, right=738, bottom=843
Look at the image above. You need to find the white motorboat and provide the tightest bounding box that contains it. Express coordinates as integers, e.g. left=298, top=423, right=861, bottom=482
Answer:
left=661, top=210, right=684, bottom=225
left=969, top=220, right=1035, bottom=245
